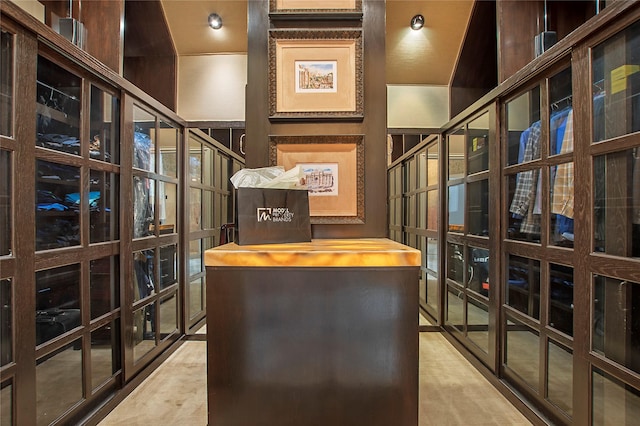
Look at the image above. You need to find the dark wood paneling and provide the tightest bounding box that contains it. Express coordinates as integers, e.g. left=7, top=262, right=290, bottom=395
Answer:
left=40, top=0, right=124, bottom=73
left=245, top=0, right=387, bottom=238
left=245, top=0, right=271, bottom=168
left=11, top=20, right=39, bottom=426
left=548, top=1, right=596, bottom=40
left=82, top=0, right=124, bottom=73
left=497, top=0, right=543, bottom=83
left=123, top=56, right=176, bottom=111
left=312, top=0, right=387, bottom=238
left=207, top=266, right=418, bottom=426
left=123, top=0, right=176, bottom=111
left=449, top=0, right=497, bottom=118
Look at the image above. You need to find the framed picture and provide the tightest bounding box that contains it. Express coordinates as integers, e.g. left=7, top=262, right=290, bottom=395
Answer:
left=270, top=0, right=362, bottom=13
left=269, top=135, right=364, bottom=224
left=269, top=29, right=363, bottom=120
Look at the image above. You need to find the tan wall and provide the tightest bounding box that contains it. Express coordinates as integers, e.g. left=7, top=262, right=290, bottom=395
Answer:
left=177, top=54, right=247, bottom=121
left=387, top=85, right=449, bottom=129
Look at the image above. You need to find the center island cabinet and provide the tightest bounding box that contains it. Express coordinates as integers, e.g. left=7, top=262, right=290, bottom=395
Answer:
left=204, top=238, right=421, bottom=426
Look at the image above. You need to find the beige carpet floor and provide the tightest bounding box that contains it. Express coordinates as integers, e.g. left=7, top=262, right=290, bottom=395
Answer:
left=99, top=325, right=531, bottom=426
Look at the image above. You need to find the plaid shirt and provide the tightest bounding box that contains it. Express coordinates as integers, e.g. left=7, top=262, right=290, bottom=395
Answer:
left=552, top=110, right=574, bottom=218
left=509, top=121, right=541, bottom=234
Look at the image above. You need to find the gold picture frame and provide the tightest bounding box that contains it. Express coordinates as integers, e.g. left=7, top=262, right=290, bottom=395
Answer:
left=270, top=0, right=362, bottom=13
left=269, top=135, right=364, bottom=224
left=269, top=30, right=363, bottom=120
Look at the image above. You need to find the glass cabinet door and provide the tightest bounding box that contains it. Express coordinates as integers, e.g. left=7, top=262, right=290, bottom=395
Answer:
left=501, top=65, right=575, bottom=422
left=445, top=109, right=493, bottom=360
left=588, top=20, right=640, bottom=425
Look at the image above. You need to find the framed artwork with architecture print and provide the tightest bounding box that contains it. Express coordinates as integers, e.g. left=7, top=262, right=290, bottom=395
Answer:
left=269, top=30, right=363, bottom=120
left=269, top=135, right=364, bottom=224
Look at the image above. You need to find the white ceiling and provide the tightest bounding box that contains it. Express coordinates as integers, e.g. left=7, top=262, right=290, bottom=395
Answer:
left=160, top=0, right=473, bottom=86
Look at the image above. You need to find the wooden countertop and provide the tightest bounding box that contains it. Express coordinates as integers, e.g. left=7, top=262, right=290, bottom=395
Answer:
left=204, top=238, right=421, bottom=268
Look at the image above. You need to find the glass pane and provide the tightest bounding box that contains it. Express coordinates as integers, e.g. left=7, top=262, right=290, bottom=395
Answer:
left=593, top=276, right=640, bottom=375
left=218, top=192, right=228, bottom=229
left=160, top=293, right=178, bottom=339
left=547, top=340, right=573, bottom=416
left=467, top=299, right=488, bottom=353
left=160, top=151, right=178, bottom=181
left=406, top=158, right=416, bottom=192
left=36, top=340, right=83, bottom=426
left=133, top=177, right=154, bottom=238
left=505, top=316, right=539, bottom=391
left=468, top=113, right=489, bottom=174
left=419, top=269, right=427, bottom=305
left=202, top=190, right=214, bottom=230
left=446, top=285, right=463, bottom=331
left=133, top=249, right=155, bottom=302
left=203, top=145, right=214, bottom=186
left=190, top=188, right=202, bottom=231
left=506, top=86, right=541, bottom=166
left=35, top=265, right=81, bottom=345
left=507, top=255, right=540, bottom=320
left=160, top=182, right=177, bottom=232
left=1, top=279, right=11, bottom=366
left=0, top=381, right=12, bottom=425
left=159, top=244, right=177, bottom=290
left=36, top=160, right=80, bottom=250
left=469, top=246, right=489, bottom=297
left=36, top=56, right=81, bottom=156
left=593, top=149, right=640, bottom=257
left=406, top=193, right=415, bottom=228
left=1, top=30, right=13, bottom=137
left=447, top=242, right=464, bottom=284
left=427, top=189, right=437, bottom=230
left=592, top=368, right=640, bottom=425
left=91, top=320, right=119, bottom=391
left=448, top=128, right=465, bottom=180
left=426, top=237, right=438, bottom=273
left=90, top=256, right=119, bottom=320
left=90, top=170, right=119, bottom=243
left=158, top=121, right=178, bottom=178
left=133, top=303, right=157, bottom=362
left=507, top=171, right=542, bottom=242
left=426, top=272, right=438, bottom=312
left=417, top=149, right=427, bottom=188
left=550, top=163, right=575, bottom=247
left=549, top=68, right=573, bottom=156
left=549, top=263, right=574, bottom=336
left=448, top=184, right=464, bottom=233
left=219, top=152, right=228, bottom=189
left=427, top=143, right=438, bottom=186
left=468, top=179, right=489, bottom=236
left=189, top=239, right=203, bottom=276
left=592, top=20, right=640, bottom=143
left=0, top=149, right=10, bottom=255
left=417, top=192, right=426, bottom=229
left=190, top=277, right=204, bottom=318
left=189, top=138, right=202, bottom=183
left=90, top=85, right=120, bottom=164
left=214, top=151, right=223, bottom=189
left=133, top=107, right=155, bottom=171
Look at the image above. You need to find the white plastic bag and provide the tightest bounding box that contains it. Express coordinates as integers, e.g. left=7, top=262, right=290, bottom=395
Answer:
left=230, top=166, right=306, bottom=190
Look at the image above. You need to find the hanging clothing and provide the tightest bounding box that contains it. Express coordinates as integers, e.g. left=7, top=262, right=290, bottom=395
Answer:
left=509, top=121, right=541, bottom=234
left=552, top=110, right=575, bottom=219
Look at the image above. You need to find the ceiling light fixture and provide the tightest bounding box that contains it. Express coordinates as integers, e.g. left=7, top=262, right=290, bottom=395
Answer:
left=410, top=14, right=425, bottom=30
left=208, top=13, right=223, bottom=30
